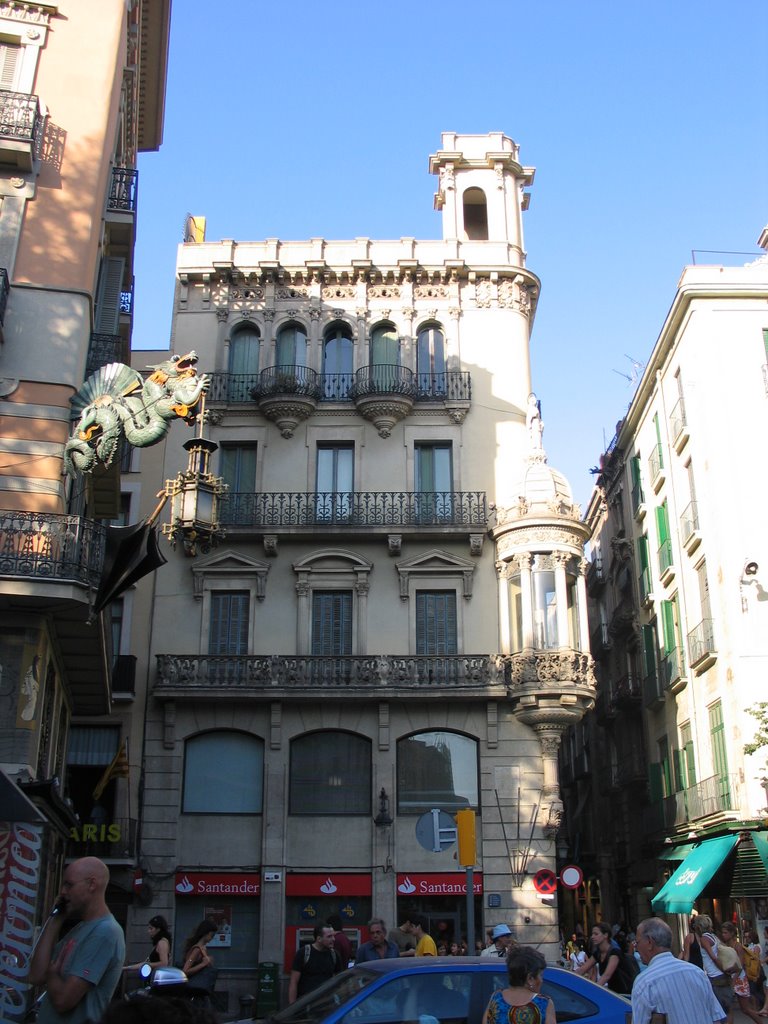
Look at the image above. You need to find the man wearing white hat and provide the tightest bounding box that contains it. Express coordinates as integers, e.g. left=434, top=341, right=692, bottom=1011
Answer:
left=481, top=924, right=515, bottom=958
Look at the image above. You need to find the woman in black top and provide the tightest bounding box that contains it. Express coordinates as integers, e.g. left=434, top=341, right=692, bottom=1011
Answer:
left=124, top=913, right=172, bottom=971
left=576, top=923, right=629, bottom=993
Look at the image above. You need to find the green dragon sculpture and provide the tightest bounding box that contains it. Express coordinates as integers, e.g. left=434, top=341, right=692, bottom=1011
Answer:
left=64, top=351, right=209, bottom=475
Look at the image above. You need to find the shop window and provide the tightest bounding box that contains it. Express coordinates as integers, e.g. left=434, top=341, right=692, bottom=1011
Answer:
left=397, top=731, right=478, bottom=814
left=183, top=731, right=264, bottom=813
left=290, top=731, right=371, bottom=815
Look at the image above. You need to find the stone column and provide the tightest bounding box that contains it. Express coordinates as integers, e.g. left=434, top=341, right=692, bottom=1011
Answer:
left=309, top=306, right=322, bottom=371
left=552, top=552, right=570, bottom=649
left=497, top=561, right=511, bottom=655
left=519, top=553, right=534, bottom=651
left=576, top=557, right=591, bottom=653
left=355, top=575, right=369, bottom=654
left=263, top=308, right=276, bottom=366
left=355, top=309, right=368, bottom=370
left=295, top=575, right=310, bottom=653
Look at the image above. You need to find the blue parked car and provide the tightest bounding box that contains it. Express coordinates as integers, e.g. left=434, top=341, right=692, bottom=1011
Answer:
left=250, top=957, right=631, bottom=1024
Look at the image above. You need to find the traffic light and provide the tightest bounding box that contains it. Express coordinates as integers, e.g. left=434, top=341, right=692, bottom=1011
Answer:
left=455, top=808, right=476, bottom=867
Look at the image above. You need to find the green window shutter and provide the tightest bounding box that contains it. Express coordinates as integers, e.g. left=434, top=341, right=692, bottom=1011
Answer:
left=660, top=600, right=676, bottom=654
left=637, top=535, right=650, bottom=571
left=656, top=501, right=670, bottom=544
left=416, top=591, right=458, bottom=655
left=672, top=749, right=686, bottom=792
left=709, top=701, right=731, bottom=805
left=630, top=455, right=641, bottom=487
left=642, top=623, right=657, bottom=677
left=763, top=329, right=768, bottom=363
left=648, top=762, right=663, bottom=803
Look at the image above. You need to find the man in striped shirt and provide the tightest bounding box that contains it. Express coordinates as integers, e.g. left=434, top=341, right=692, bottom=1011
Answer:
left=632, top=918, right=725, bottom=1024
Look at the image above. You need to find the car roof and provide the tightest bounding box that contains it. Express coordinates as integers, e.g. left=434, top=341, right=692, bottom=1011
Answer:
left=351, top=957, right=568, bottom=975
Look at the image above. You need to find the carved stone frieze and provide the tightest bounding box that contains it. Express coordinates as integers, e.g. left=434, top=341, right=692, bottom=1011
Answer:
left=323, top=285, right=356, bottom=301
left=446, top=407, right=469, bottom=425
left=368, top=285, right=401, bottom=299
left=0, top=3, right=53, bottom=25
left=263, top=535, right=278, bottom=557
left=230, top=286, right=265, bottom=301
left=387, top=534, right=402, bottom=557
left=275, top=286, right=309, bottom=300
left=414, top=284, right=448, bottom=300
left=474, top=280, right=493, bottom=308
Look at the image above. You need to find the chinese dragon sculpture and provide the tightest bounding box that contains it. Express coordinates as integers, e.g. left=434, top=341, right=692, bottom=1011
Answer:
left=64, top=351, right=209, bottom=475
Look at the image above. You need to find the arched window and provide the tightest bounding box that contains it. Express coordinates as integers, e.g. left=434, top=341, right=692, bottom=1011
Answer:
left=462, top=187, right=488, bottom=241
left=183, top=731, right=264, bottom=813
left=290, top=731, right=371, bottom=814
left=416, top=324, right=446, bottom=395
left=397, top=730, right=478, bottom=814
left=276, top=322, right=308, bottom=368
left=323, top=323, right=354, bottom=399
left=508, top=554, right=582, bottom=653
left=228, top=324, right=261, bottom=401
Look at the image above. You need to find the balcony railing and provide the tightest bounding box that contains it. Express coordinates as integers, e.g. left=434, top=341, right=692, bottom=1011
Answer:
left=207, top=369, right=472, bottom=406
left=0, top=266, right=8, bottom=326
left=631, top=480, right=646, bottom=517
left=614, top=672, right=641, bottom=705
left=253, top=364, right=322, bottom=399
left=349, top=364, right=418, bottom=398
left=220, top=490, right=488, bottom=529
left=415, top=371, right=471, bottom=402
left=669, top=397, right=688, bottom=446
left=0, top=511, right=105, bottom=587
left=687, top=618, right=716, bottom=669
left=680, top=500, right=699, bottom=545
left=155, top=653, right=507, bottom=693
left=0, top=89, right=43, bottom=151
left=107, top=167, right=138, bottom=213
left=661, top=646, right=684, bottom=689
left=648, top=443, right=664, bottom=484
left=658, top=538, right=674, bottom=576
left=639, top=565, right=653, bottom=603
left=642, top=667, right=664, bottom=709
left=660, top=773, right=739, bottom=829
left=86, top=332, right=123, bottom=376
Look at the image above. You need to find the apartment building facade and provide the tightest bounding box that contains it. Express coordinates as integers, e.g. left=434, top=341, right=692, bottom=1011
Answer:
left=0, top=3, right=170, bottom=1019
left=564, top=235, right=768, bottom=935
left=129, top=132, right=596, bottom=1009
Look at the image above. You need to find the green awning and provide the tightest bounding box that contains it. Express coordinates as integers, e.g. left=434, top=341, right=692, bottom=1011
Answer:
left=652, top=834, right=739, bottom=914
left=751, top=831, right=768, bottom=877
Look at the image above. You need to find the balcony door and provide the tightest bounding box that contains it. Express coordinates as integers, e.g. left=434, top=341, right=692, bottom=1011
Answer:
left=415, top=443, right=452, bottom=522
left=316, top=444, right=353, bottom=522
left=417, top=325, right=446, bottom=395
left=370, top=324, right=400, bottom=389
left=416, top=591, right=457, bottom=656
left=276, top=323, right=307, bottom=369
left=209, top=591, right=249, bottom=683
left=311, top=591, right=353, bottom=684
left=220, top=446, right=257, bottom=525
left=323, top=325, right=354, bottom=399
left=228, top=326, right=261, bottom=401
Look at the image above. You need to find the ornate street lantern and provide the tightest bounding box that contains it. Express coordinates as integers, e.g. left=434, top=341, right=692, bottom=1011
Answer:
left=161, top=432, right=227, bottom=557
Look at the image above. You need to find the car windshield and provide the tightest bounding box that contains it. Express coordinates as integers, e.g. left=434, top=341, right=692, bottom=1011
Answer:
left=269, top=969, right=379, bottom=1024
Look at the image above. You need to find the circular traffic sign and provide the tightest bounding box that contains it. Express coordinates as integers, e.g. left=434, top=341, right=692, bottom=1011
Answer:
left=532, top=868, right=557, bottom=895
left=560, top=864, right=584, bottom=890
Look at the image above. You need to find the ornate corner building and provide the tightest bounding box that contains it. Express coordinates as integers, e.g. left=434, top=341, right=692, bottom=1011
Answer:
left=130, top=132, right=596, bottom=1008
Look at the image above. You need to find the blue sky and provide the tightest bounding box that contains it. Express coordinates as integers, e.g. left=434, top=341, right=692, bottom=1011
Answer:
left=133, top=0, right=767, bottom=506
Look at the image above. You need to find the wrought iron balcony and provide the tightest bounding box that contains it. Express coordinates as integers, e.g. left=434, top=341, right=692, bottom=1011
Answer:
left=669, top=397, right=688, bottom=449
left=415, top=371, right=471, bottom=402
left=680, top=500, right=700, bottom=552
left=155, top=653, right=508, bottom=697
left=0, top=90, right=43, bottom=167
left=660, top=773, right=740, bottom=830
left=220, top=490, right=488, bottom=530
left=0, top=266, right=8, bottom=326
left=661, top=646, right=685, bottom=690
left=252, top=364, right=322, bottom=399
left=614, top=672, right=641, bottom=706
left=348, top=364, right=418, bottom=399
left=86, top=332, right=124, bottom=376
left=320, top=372, right=354, bottom=401
left=107, top=167, right=138, bottom=213
left=687, top=617, right=716, bottom=671
left=648, top=443, right=665, bottom=488
left=0, top=510, right=105, bottom=588
left=658, top=537, right=674, bottom=577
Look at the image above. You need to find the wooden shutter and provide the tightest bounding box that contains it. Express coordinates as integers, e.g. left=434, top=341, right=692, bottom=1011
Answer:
left=416, top=591, right=458, bottom=655
left=648, top=762, right=663, bottom=803
left=311, top=592, right=353, bottom=656
left=660, top=599, right=676, bottom=654
left=0, top=44, right=21, bottom=90
left=209, top=592, right=249, bottom=655
left=94, top=257, right=125, bottom=333
left=637, top=534, right=649, bottom=571
left=656, top=501, right=670, bottom=545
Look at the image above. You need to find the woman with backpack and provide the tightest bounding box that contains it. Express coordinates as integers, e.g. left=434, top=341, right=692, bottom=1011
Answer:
left=720, top=921, right=764, bottom=1024
left=575, top=922, right=636, bottom=994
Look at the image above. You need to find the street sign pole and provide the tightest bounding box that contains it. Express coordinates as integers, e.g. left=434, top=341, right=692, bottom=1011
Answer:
left=465, top=866, right=475, bottom=953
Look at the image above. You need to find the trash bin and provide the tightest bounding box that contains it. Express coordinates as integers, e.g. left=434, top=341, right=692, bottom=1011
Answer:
left=255, top=961, right=279, bottom=1018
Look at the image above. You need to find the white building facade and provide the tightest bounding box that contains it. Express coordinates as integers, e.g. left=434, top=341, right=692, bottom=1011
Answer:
left=131, top=133, right=595, bottom=1008
left=571, top=237, right=768, bottom=934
